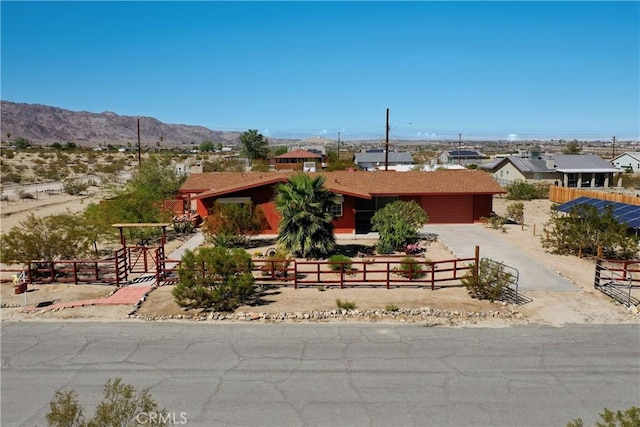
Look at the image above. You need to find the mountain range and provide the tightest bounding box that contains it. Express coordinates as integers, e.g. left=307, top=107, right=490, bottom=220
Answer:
left=0, top=101, right=246, bottom=147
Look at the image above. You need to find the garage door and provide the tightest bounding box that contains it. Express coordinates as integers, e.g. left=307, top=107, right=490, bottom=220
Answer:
left=420, top=195, right=474, bottom=223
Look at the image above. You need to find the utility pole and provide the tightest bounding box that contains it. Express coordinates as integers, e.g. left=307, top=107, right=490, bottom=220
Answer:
left=612, top=136, right=616, bottom=159
left=137, top=118, right=142, bottom=166
left=385, top=108, right=389, bottom=171
left=458, top=133, right=462, bottom=165
left=337, top=131, right=341, bottom=161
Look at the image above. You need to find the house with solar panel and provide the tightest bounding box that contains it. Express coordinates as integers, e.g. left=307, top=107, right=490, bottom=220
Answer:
left=439, top=149, right=485, bottom=166
left=611, top=152, right=640, bottom=173
left=480, top=149, right=623, bottom=188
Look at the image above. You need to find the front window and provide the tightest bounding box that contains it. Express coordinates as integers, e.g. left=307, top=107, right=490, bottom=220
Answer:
left=327, top=195, right=344, bottom=217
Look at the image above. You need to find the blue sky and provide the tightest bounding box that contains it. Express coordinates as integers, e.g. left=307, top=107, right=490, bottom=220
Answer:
left=2, top=1, right=639, bottom=141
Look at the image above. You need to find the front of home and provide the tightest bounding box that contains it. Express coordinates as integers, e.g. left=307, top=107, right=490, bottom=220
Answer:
left=178, top=170, right=506, bottom=234
left=611, top=152, right=640, bottom=173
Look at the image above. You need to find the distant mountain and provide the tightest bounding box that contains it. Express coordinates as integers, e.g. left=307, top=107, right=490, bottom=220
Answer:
left=0, top=101, right=243, bottom=147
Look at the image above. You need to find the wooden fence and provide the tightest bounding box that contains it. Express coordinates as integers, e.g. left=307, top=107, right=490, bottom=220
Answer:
left=549, top=186, right=640, bottom=205
left=247, top=249, right=480, bottom=290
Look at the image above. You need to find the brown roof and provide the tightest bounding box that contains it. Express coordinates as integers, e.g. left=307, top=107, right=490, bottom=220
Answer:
left=181, top=170, right=505, bottom=199
left=275, top=149, right=322, bottom=159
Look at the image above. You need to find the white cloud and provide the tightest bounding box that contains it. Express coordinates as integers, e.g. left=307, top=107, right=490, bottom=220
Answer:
left=262, top=129, right=270, bottom=135
left=507, top=133, right=518, bottom=141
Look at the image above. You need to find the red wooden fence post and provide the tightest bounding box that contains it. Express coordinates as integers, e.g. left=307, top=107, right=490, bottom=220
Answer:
left=474, top=246, right=480, bottom=283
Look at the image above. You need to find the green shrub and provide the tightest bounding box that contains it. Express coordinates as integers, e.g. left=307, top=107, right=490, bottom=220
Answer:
left=335, top=298, right=357, bottom=310
left=172, top=247, right=255, bottom=311
left=567, top=405, right=640, bottom=427
left=328, top=254, right=352, bottom=272
left=506, top=202, right=525, bottom=224
left=385, top=304, right=399, bottom=312
left=46, top=377, right=167, bottom=427
left=394, top=256, right=425, bottom=279
left=461, top=259, right=512, bottom=302
left=505, top=180, right=548, bottom=200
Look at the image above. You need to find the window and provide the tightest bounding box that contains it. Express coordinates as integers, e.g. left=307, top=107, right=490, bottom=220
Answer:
left=327, top=195, right=344, bottom=217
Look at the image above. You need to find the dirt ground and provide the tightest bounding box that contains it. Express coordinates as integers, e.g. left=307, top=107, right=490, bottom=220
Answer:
left=1, top=191, right=639, bottom=327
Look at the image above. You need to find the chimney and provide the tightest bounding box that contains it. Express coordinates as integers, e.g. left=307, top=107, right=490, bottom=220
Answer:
left=546, top=155, right=555, bottom=169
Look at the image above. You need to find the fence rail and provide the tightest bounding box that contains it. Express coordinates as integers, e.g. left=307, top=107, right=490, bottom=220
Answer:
left=549, top=186, right=640, bottom=205
left=250, top=253, right=478, bottom=290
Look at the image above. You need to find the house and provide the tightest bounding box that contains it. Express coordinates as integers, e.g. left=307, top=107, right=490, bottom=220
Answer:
left=272, top=149, right=323, bottom=171
left=611, top=152, right=640, bottom=173
left=353, top=150, right=414, bottom=170
left=479, top=150, right=623, bottom=188
left=177, top=170, right=506, bottom=234
left=439, top=149, right=485, bottom=165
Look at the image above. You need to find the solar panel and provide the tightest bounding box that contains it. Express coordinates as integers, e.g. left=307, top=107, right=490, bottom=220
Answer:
left=554, top=197, right=640, bottom=229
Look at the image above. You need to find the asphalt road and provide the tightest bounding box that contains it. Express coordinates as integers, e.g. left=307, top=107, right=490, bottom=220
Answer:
left=1, top=322, right=638, bottom=427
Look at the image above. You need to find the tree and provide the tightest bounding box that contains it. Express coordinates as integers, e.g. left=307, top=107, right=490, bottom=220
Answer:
left=172, top=246, right=255, bottom=311
left=542, top=204, right=639, bottom=259
left=0, top=212, right=93, bottom=264
left=563, top=139, right=582, bottom=155
left=46, top=377, right=168, bottom=427
left=275, top=173, right=337, bottom=258
left=371, top=200, right=428, bottom=254
left=199, top=140, right=215, bottom=152
left=93, top=155, right=186, bottom=243
left=240, top=129, right=269, bottom=164
left=506, top=180, right=548, bottom=200
left=14, top=137, right=31, bottom=149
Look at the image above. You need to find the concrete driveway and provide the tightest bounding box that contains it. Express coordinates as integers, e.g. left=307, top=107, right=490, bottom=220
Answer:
left=421, top=224, right=578, bottom=291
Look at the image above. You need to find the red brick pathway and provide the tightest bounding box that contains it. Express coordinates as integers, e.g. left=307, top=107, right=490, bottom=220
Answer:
left=24, top=285, right=153, bottom=312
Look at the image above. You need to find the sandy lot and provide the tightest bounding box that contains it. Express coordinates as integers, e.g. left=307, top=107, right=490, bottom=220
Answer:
left=1, top=190, right=639, bottom=327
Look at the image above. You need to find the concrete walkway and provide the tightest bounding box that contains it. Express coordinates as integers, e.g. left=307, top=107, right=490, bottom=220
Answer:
left=421, top=224, right=578, bottom=291
left=24, top=285, right=153, bottom=312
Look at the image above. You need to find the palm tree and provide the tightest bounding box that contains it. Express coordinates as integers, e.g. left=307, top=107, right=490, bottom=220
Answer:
left=275, top=173, right=337, bottom=258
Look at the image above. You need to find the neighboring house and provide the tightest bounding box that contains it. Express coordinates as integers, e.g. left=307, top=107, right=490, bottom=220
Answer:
left=353, top=150, right=414, bottom=170
left=439, top=149, right=485, bottom=165
left=272, top=149, right=323, bottom=171
left=177, top=170, right=506, bottom=234
left=479, top=150, right=623, bottom=188
left=611, top=152, right=640, bottom=173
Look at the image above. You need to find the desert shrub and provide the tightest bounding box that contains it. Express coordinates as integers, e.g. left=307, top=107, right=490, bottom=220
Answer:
left=506, top=180, right=548, bottom=200
left=335, top=298, right=357, bottom=310
left=62, top=178, right=89, bottom=196
left=261, top=247, right=292, bottom=277
left=173, top=246, right=255, bottom=311
left=328, top=254, right=352, bottom=272
left=567, top=405, right=640, bottom=427
left=542, top=204, right=639, bottom=259
left=203, top=202, right=264, bottom=247
left=17, top=189, right=35, bottom=200
left=46, top=377, right=167, bottom=427
left=2, top=172, right=22, bottom=183
left=483, top=215, right=507, bottom=231
left=172, top=218, right=195, bottom=235
left=461, top=259, right=513, bottom=301
left=505, top=202, right=525, bottom=224
left=385, top=304, right=399, bottom=312
left=394, top=256, right=425, bottom=279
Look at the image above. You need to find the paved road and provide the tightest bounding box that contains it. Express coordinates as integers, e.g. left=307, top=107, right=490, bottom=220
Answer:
left=422, top=224, right=578, bottom=291
left=2, top=322, right=638, bottom=427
